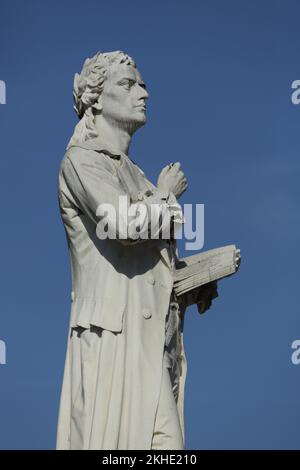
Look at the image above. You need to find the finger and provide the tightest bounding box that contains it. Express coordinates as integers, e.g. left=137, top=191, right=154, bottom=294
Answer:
left=161, top=165, right=170, bottom=173
left=178, top=172, right=187, bottom=182
left=180, top=179, right=188, bottom=189
left=159, top=165, right=170, bottom=178
left=198, top=301, right=207, bottom=314
left=180, top=174, right=187, bottom=183
left=180, top=181, right=188, bottom=190
left=172, top=162, right=181, bottom=170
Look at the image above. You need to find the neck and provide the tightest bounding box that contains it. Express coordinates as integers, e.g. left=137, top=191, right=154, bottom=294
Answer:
left=93, top=115, right=132, bottom=155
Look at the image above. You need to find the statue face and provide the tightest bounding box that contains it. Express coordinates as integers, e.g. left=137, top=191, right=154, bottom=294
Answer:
left=97, top=63, right=149, bottom=133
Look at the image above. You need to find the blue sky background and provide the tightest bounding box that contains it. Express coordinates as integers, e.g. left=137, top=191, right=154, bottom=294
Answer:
left=0, top=0, right=299, bottom=450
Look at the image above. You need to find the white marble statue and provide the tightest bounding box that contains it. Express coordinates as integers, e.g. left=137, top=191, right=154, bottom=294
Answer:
left=56, top=51, right=232, bottom=450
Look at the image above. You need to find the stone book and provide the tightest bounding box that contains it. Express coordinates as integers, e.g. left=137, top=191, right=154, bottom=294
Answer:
left=173, top=245, right=240, bottom=297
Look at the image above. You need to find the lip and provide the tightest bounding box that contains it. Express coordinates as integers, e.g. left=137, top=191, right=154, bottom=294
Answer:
left=135, top=105, right=146, bottom=110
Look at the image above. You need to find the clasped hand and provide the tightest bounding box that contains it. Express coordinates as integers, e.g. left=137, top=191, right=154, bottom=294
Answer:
left=157, top=162, right=188, bottom=199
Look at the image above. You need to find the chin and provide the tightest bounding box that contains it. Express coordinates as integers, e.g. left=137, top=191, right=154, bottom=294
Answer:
left=137, top=115, right=146, bottom=125
left=126, top=117, right=146, bottom=135
left=133, top=108, right=146, bottom=120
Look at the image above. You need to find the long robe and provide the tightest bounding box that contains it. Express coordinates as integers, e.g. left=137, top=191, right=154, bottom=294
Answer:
left=56, top=138, right=187, bottom=449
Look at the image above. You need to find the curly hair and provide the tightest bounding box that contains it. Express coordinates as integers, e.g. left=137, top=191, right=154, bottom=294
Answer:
left=67, top=50, right=136, bottom=149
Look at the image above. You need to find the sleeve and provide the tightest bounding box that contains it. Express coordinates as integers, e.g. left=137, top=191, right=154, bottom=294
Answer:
left=60, top=151, right=184, bottom=245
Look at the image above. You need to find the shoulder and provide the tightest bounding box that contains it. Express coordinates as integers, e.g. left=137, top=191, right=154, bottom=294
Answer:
left=60, top=145, right=116, bottom=175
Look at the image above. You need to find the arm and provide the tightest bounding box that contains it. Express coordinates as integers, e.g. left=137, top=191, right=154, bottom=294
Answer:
left=60, top=149, right=183, bottom=244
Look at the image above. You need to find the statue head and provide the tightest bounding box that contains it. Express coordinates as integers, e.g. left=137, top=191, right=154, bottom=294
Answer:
left=67, top=51, right=149, bottom=148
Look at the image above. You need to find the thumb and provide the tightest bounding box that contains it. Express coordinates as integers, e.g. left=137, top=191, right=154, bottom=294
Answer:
left=159, top=165, right=170, bottom=177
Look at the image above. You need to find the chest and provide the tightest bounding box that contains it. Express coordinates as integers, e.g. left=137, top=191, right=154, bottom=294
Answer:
left=112, top=154, right=156, bottom=201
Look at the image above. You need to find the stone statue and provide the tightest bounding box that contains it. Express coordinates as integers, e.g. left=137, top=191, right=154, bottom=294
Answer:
left=56, top=51, right=240, bottom=450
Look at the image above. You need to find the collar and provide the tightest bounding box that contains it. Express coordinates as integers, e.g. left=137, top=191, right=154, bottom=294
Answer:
left=68, top=137, right=122, bottom=159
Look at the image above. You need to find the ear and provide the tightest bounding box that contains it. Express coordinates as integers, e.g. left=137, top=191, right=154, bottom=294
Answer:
left=92, top=96, right=103, bottom=113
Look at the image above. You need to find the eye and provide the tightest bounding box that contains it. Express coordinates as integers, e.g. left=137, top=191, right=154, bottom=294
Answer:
left=122, top=79, right=135, bottom=89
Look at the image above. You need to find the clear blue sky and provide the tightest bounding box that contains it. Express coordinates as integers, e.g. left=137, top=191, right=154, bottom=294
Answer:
left=0, top=0, right=299, bottom=450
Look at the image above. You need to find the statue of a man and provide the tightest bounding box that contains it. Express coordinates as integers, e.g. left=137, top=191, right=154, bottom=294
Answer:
left=56, top=50, right=216, bottom=450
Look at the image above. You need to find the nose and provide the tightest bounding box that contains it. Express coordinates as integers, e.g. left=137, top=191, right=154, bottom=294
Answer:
left=138, top=85, right=149, bottom=101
